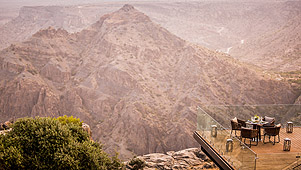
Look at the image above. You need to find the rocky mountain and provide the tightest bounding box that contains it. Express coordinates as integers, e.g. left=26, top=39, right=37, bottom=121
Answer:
left=2, top=0, right=301, bottom=52
left=0, top=5, right=298, bottom=159
left=134, top=0, right=301, bottom=52
left=230, top=14, right=301, bottom=72
left=0, top=5, right=121, bottom=50
left=229, top=12, right=301, bottom=105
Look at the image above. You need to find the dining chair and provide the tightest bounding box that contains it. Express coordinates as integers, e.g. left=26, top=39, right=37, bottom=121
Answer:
left=263, top=124, right=281, bottom=145
left=241, top=127, right=259, bottom=148
left=231, top=117, right=246, bottom=137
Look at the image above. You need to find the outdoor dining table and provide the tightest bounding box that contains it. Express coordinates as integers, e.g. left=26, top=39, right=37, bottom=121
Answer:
left=246, top=120, right=268, bottom=141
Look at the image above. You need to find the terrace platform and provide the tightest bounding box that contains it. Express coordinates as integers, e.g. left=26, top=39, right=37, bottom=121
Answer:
left=195, top=105, right=301, bottom=170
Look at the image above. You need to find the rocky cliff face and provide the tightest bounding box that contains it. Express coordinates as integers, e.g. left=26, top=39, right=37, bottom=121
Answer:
left=125, top=148, right=217, bottom=170
left=0, top=5, right=298, bottom=159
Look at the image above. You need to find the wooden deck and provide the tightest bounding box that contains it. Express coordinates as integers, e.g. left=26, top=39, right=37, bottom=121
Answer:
left=251, top=127, right=301, bottom=153
left=233, top=127, right=301, bottom=170
left=252, top=127, right=301, bottom=170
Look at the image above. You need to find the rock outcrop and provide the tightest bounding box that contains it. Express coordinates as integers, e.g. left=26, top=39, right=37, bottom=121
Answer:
left=0, top=120, right=13, bottom=130
left=0, top=120, right=13, bottom=135
left=125, top=148, right=217, bottom=170
left=82, top=123, right=92, bottom=140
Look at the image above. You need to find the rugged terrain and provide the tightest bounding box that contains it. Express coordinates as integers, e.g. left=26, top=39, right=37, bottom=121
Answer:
left=230, top=13, right=301, bottom=72
left=0, top=5, right=298, bottom=159
left=1, top=0, right=301, bottom=51
left=0, top=5, right=121, bottom=50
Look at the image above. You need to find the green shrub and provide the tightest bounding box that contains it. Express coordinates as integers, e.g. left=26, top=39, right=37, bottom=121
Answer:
left=0, top=117, right=123, bottom=169
left=55, top=115, right=83, bottom=126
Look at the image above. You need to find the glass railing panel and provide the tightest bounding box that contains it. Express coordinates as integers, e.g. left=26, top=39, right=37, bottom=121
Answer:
left=197, top=107, right=257, bottom=170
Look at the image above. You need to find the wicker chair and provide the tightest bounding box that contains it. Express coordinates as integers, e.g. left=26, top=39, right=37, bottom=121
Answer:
left=241, top=127, right=258, bottom=148
left=263, top=124, right=281, bottom=145
left=231, top=118, right=246, bottom=137
left=263, top=116, right=275, bottom=127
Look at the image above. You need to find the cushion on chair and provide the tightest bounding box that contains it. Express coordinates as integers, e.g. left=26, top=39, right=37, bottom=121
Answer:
left=264, top=116, right=275, bottom=123
left=232, top=117, right=238, bottom=123
left=275, top=124, right=281, bottom=128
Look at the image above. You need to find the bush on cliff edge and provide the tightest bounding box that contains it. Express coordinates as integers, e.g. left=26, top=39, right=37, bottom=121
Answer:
left=0, top=117, right=122, bottom=169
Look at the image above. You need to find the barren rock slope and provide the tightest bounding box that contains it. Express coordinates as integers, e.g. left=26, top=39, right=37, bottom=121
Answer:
left=0, top=5, right=298, bottom=158
left=230, top=13, right=301, bottom=72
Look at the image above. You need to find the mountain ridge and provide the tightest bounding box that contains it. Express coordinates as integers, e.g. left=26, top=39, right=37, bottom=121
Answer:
left=0, top=4, right=298, bottom=159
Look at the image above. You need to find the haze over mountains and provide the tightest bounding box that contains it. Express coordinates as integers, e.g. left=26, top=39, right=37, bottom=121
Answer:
left=0, top=5, right=120, bottom=50
left=1, top=0, right=301, bottom=51
left=230, top=13, right=301, bottom=72
left=0, top=1, right=300, bottom=86
left=0, top=4, right=299, bottom=158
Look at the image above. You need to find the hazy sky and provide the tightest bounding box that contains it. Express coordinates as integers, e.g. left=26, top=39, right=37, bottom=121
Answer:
left=0, top=0, right=190, bottom=7
left=1, top=0, right=120, bottom=7
left=0, top=0, right=171, bottom=16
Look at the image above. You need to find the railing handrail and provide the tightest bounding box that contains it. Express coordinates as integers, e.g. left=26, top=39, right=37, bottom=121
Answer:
left=201, top=104, right=301, bottom=126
